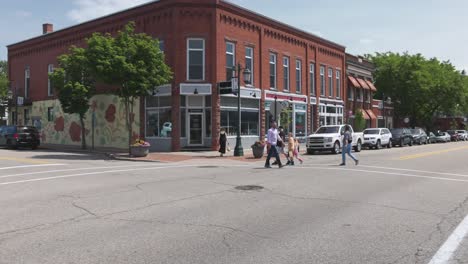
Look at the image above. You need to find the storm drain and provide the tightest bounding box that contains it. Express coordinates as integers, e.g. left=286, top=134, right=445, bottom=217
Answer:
left=235, top=185, right=264, bottom=191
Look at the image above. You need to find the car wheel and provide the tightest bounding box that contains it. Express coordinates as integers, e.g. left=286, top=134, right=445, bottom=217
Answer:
left=409, top=139, right=413, bottom=146
left=387, top=140, right=392, bottom=148
left=354, top=140, right=362, bottom=152
left=307, top=149, right=315, bottom=155
left=376, top=140, right=382, bottom=150
left=31, top=145, right=38, bottom=150
left=332, top=141, right=340, bottom=155
left=400, top=139, right=404, bottom=147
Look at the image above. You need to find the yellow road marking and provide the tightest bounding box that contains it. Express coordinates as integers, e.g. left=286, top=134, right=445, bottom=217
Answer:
left=0, top=157, right=52, bottom=164
left=399, top=145, right=468, bottom=160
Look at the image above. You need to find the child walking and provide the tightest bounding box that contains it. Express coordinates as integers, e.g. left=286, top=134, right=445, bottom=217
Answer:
left=293, top=138, right=304, bottom=164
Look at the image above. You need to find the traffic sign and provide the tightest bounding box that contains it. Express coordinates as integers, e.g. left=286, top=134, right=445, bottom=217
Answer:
left=218, top=81, right=232, bottom=95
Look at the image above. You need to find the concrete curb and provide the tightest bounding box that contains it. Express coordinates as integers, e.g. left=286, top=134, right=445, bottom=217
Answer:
left=105, top=153, right=161, bottom=163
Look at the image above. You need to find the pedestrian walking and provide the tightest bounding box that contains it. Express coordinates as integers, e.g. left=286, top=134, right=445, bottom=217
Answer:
left=340, top=125, right=359, bottom=166
left=287, top=132, right=295, bottom=165
left=293, top=138, right=304, bottom=164
left=273, top=126, right=288, bottom=165
left=219, top=128, right=227, bottom=157
left=265, top=121, right=284, bottom=168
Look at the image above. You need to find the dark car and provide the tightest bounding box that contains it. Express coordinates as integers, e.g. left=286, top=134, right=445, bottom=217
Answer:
left=390, top=128, right=413, bottom=147
left=446, top=130, right=459, bottom=142
left=0, top=126, right=40, bottom=149
left=410, top=128, right=428, bottom=145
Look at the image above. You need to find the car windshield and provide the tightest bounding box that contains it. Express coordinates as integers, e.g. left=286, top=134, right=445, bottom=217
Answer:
left=390, top=129, right=403, bottom=135
left=364, top=130, right=379, bottom=135
left=18, top=127, right=38, bottom=133
left=411, top=129, right=419, bottom=134
left=447, top=130, right=456, bottom=135
left=456, top=130, right=465, bottom=133
left=437, top=132, right=446, bottom=136
left=316, top=126, right=339, bottom=134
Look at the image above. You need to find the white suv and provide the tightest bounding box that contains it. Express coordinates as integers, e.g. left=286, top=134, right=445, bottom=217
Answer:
left=363, top=128, right=393, bottom=149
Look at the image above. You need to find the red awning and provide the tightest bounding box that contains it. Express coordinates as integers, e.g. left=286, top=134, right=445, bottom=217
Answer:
left=365, top=80, right=377, bottom=92
left=356, top=78, right=370, bottom=89
left=347, top=76, right=361, bottom=88
left=365, top=109, right=377, bottom=120
left=356, top=109, right=370, bottom=120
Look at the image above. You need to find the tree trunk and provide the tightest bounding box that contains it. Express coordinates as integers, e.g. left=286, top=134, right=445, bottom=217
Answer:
left=79, top=115, right=87, bottom=150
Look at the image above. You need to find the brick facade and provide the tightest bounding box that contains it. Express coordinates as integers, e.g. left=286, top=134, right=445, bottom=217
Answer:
left=8, top=0, right=349, bottom=151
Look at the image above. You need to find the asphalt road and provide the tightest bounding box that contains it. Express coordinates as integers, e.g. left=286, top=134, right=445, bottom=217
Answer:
left=1, top=142, right=468, bottom=264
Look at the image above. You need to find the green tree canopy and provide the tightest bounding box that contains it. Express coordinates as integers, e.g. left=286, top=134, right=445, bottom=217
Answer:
left=49, top=46, right=95, bottom=149
left=0, top=60, right=8, bottom=99
left=86, top=22, right=172, bottom=153
left=368, top=52, right=467, bottom=129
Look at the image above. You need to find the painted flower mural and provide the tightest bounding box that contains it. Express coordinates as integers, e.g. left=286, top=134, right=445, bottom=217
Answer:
left=105, top=104, right=116, bottom=123
left=54, top=116, right=64, bottom=132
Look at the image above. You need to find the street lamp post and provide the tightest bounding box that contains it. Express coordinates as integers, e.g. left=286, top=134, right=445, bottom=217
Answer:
left=233, top=63, right=251, bottom=157
left=274, top=95, right=278, bottom=122
left=7, top=84, right=17, bottom=125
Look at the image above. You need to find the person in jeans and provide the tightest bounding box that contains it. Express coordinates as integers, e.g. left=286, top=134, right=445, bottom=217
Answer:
left=265, top=121, right=284, bottom=169
left=340, top=125, right=359, bottom=166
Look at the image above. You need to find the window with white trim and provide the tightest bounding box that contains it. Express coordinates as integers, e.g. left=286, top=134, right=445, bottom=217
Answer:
left=48, top=64, right=54, bottom=96
left=296, top=59, right=302, bottom=93
left=310, top=63, right=315, bottom=95
left=187, top=38, right=205, bottom=81
left=328, top=68, right=333, bottom=97
left=320, top=65, right=325, bottom=96
left=245, top=47, right=253, bottom=85
left=269, top=53, right=277, bottom=89
left=336, top=70, right=341, bottom=98
left=226, top=42, right=235, bottom=81
left=283, top=57, right=289, bottom=91
left=25, top=67, right=30, bottom=99
left=348, top=87, right=354, bottom=100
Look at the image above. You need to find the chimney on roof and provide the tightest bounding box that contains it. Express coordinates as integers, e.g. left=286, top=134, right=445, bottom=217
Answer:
left=42, top=23, right=53, bottom=34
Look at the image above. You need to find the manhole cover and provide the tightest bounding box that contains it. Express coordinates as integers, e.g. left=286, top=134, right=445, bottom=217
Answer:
left=198, top=166, right=219, bottom=169
left=235, top=185, right=264, bottom=191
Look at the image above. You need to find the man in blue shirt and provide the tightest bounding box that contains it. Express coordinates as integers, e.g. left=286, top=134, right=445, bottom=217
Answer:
left=265, top=121, right=284, bottom=168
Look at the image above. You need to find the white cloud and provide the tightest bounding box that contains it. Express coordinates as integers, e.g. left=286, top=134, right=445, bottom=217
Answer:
left=15, top=10, right=32, bottom=18
left=68, top=0, right=149, bottom=23
left=359, top=38, right=375, bottom=45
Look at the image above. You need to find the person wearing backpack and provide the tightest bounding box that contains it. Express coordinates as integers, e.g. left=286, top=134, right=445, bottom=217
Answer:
left=340, top=125, right=359, bottom=166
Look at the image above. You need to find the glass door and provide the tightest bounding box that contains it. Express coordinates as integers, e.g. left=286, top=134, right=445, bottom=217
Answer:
left=189, top=113, right=203, bottom=145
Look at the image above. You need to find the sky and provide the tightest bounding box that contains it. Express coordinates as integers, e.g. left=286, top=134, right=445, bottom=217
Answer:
left=1, top=0, right=467, bottom=71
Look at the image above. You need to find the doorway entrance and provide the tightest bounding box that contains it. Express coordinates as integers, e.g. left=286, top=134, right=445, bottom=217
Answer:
left=189, top=112, right=203, bottom=145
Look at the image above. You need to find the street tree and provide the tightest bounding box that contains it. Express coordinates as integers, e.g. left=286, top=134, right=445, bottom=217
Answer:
left=0, top=60, right=8, bottom=99
left=86, top=22, right=172, bottom=153
left=49, top=46, right=95, bottom=149
left=368, top=52, right=467, bottom=130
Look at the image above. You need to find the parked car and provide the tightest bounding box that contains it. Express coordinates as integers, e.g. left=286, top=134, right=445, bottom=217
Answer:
left=389, top=128, right=413, bottom=147
left=410, top=128, right=428, bottom=145
left=456, top=130, right=468, bottom=141
left=435, top=132, right=451, bottom=143
left=427, top=132, right=437, bottom=144
left=363, top=128, right=393, bottom=149
left=446, top=130, right=459, bottom=141
left=0, top=126, right=41, bottom=149
left=306, top=125, right=363, bottom=154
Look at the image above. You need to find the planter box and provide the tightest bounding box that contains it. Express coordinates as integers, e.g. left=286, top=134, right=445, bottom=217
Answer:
left=251, top=145, right=265, bottom=159
left=130, top=145, right=150, bottom=157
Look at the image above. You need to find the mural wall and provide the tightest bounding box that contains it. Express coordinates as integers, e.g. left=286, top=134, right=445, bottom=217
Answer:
left=32, top=95, right=140, bottom=149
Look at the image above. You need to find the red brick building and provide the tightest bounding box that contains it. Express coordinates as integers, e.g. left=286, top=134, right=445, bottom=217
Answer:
left=345, top=54, right=393, bottom=130
left=8, top=0, right=348, bottom=151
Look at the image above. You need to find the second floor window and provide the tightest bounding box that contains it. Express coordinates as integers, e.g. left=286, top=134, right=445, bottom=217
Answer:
left=48, top=64, right=54, bottom=96
left=320, top=66, right=325, bottom=96
left=283, top=57, right=289, bottom=91
left=328, top=68, right=333, bottom=97
left=25, top=67, right=30, bottom=99
left=310, top=63, right=315, bottom=95
left=270, top=53, right=277, bottom=89
left=245, top=47, right=253, bottom=85
left=187, top=38, right=205, bottom=81
left=226, top=42, right=235, bottom=81
left=336, top=70, right=341, bottom=98
left=348, top=87, right=354, bottom=100
left=296, top=60, right=302, bottom=93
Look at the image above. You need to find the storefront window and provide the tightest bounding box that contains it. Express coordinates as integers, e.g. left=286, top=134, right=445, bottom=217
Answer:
left=205, top=109, right=211, bottom=137
left=241, top=111, right=259, bottom=136
left=146, top=96, right=172, bottom=138
left=221, top=97, right=259, bottom=136
left=295, top=112, right=306, bottom=137
left=146, top=108, right=172, bottom=138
